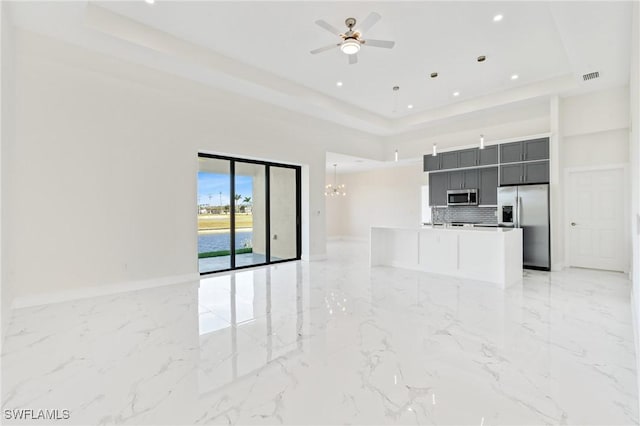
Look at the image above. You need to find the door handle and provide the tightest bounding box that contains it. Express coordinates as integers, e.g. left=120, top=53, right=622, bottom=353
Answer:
left=571, top=222, right=576, bottom=226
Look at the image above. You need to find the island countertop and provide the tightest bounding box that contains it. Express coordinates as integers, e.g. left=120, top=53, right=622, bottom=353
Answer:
left=370, top=226, right=523, bottom=288
left=422, top=225, right=512, bottom=232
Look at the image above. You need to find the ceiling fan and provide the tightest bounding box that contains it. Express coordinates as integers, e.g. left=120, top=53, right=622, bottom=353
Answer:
left=310, top=12, right=395, bottom=65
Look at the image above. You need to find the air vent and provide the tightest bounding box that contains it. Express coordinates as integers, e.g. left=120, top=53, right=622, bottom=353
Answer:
left=583, top=71, right=600, bottom=81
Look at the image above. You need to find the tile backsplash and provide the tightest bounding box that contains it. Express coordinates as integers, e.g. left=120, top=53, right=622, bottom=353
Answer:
left=431, top=206, right=497, bottom=224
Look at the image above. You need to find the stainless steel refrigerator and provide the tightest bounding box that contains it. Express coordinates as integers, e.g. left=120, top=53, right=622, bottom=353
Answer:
left=497, top=184, right=550, bottom=270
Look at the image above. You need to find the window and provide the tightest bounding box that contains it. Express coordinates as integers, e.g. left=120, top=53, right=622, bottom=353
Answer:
left=197, top=154, right=301, bottom=274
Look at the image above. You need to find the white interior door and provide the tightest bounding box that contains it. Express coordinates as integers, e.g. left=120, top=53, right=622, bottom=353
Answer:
left=567, top=168, right=626, bottom=272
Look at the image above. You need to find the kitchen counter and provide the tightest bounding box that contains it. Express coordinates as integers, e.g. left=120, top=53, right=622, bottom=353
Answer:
left=424, top=223, right=499, bottom=228
left=423, top=225, right=503, bottom=231
left=370, top=226, right=523, bottom=288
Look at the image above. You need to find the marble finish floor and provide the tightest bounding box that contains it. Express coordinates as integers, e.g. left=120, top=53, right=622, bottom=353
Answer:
left=2, top=241, right=637, bottom=425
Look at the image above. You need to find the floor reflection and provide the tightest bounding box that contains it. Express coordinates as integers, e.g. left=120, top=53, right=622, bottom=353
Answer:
left=197, top=264, right=303, bottom=395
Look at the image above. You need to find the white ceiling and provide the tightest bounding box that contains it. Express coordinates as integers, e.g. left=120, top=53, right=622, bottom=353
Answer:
left=96, top=1, right=573, bottom=116
left=98, top=1, right=632, bottom=114
left=8, top=1, right=633, bottom=139
left=326, top=151, right=420, bottom=174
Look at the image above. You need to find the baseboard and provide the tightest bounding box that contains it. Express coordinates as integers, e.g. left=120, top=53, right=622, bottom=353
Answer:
left=11, top=273, right=199, bottom=309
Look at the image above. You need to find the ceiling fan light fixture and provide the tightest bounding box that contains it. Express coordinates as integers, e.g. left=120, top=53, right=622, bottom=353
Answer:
left=341, top=39, right=361, bottom=55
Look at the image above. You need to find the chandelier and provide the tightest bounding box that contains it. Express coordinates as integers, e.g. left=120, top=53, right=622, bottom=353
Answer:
left=325, top=164, right=346, bottom=197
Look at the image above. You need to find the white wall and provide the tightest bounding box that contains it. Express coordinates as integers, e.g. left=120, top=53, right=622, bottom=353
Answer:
left=563, top=129, right=630, bottom=168
left=629, top=0, right=640, bottom=409
left=5, top=29, right=383, bottom=300
left=562, top=86, right=630, bottom=137
left=559, top=86, right=631, bottom=272
left=326, top=164, right=424, bottom=242
left=1, top=1, right=16, bottom=339
left=550, top=96, right=563, bottom=271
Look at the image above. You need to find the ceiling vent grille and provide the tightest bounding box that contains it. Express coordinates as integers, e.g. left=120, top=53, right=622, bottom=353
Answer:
left=583, top=71, right=600, bottom=81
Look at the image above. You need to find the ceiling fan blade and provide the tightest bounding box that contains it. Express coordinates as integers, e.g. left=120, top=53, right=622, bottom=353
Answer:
left=363, top=39, right=395, bottom=49
left=315, top=19, right=343, bottom=36
left=357, top=12, right=381, bottom=33
left=348, top=53, right=358, bottom=65
left=310, top=43, right=340, bottom=54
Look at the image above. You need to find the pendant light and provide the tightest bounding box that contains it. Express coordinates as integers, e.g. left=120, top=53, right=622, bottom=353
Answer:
left=392, top=85, right=400, bottom=114
left=432, top=144, right=438, bottom=156
left=480, top=134, right=485, bottom=150
left=325, top=164, right=346, bottom=197
left=394, top=149, right=399, bottom=162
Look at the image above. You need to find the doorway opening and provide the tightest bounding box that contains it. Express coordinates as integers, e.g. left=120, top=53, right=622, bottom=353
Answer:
left=198, top=153, right=301, bottom=274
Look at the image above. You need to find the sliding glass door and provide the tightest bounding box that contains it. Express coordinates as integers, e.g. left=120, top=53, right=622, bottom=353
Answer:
left=198, top=154, right=301, bottom=274
left=234, top=162, right=266, bottom=268
left=197, top=157, right=232, bottom=272
left=269, top=166, right=299, bottom=261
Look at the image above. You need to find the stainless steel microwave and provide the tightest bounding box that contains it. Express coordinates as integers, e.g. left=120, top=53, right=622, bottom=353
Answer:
left=447, top=189, right=478, bottom=206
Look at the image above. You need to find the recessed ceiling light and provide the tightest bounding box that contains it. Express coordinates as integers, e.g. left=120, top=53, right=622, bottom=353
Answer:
left=511, top=74, right=519, bottom=80
left=407, top=104, right=414, bottom=109
left=453, top=91, right=460, bottom=97
left=493, top=14, right=503, bottom=22
left=336, top=81, right=343, bottom=87
left=145, top=0, right=155, bottom=4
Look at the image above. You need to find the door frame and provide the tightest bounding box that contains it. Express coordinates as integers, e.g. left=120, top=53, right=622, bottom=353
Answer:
left=197, top=153, right=302, bottom=275
left=563, top=163, right=629, bottom=273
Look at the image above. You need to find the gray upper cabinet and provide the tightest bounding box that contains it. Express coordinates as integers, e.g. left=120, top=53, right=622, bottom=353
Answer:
left=423, top=154, right=440, bottom=172
left=462, top=169, right=479, bottom=189
left=478, top=145, right=498, bottom=166
left=479, top=167, right=498, bottom=205
left=500, top=142, right=523, bottom=164
left=523, top=138, right=549, bottom=161
left=439, top=152, right=458, bottom=170
left=448, top=171, right=463, bottom=190
left=499, top=138, right=549, bottom=164
left=429, top=172, right=448, bottom=206
left=500, top=163, right=523, bottom=185
left=448, top=169, right=478, bottom=190
left=524, top=161, right=549, bottom=183
left=426, top=138, right=549, bottom=195
left=458, top=149, right=479, bottom=168
left=500, top=161, right=550, bottom=185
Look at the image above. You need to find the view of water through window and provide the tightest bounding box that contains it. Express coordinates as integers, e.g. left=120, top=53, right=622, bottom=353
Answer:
left=198, top=155, right=299, bottom=273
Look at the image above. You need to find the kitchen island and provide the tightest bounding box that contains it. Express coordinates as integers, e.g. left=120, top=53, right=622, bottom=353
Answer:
left=370, top=226, right=523, bottom=288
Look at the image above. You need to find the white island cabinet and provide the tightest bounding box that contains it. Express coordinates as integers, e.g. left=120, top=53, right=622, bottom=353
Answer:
left=370, top=226, right=523, bottom=288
